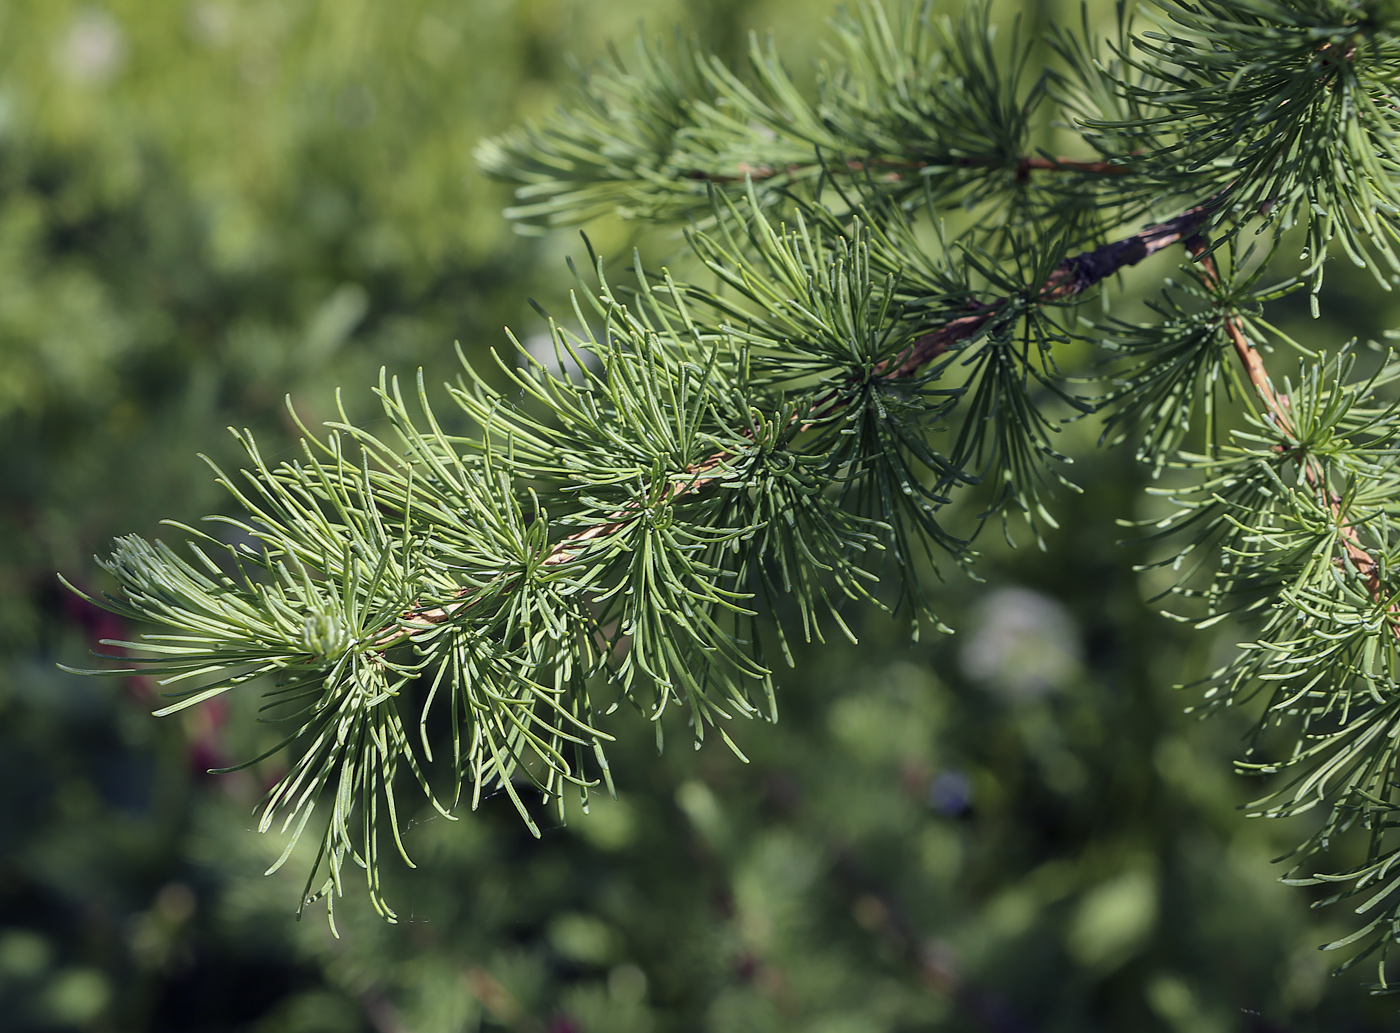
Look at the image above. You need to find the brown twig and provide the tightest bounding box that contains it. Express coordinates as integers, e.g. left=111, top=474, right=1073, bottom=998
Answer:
left=1017, top=154, right=1133, bottom=178
left=1185, top=238, right=1396, bottom=628
left=1185, top=240, right=1292, bottom=425
left=688, top=153, right=1132, bottom=185
left=882, top=200, right=1221, bottom=379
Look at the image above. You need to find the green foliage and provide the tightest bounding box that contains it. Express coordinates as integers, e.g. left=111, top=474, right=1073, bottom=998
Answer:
left=1148, top=347, right=1400, bottom=981
left=1059, top=0, right=1400, bottom=295
left=478, top=2, right=1050, bottom=230
left=1094, top=241, right=1304, bottom=466
left=50, top=0, right=1400, bottom=1014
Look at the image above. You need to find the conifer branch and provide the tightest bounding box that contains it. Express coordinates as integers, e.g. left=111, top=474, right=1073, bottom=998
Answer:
left=393, top=197, right=1220, bottom=643
left=64, top=0, right=1400, bottom=981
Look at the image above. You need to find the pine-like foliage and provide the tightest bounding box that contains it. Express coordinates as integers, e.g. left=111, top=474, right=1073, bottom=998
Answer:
left=65, top=0, right=1400, bottom=988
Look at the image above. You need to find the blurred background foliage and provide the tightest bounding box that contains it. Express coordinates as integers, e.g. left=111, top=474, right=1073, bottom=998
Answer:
left=3, top=0, right=1399, bottom=1030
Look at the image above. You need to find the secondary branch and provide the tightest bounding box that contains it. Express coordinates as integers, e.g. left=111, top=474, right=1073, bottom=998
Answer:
left=1186, top=239, right=1395, bottom=627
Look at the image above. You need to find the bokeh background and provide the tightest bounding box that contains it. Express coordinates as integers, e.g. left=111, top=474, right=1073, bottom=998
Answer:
left=3, top=0, right=1399, bottom=1030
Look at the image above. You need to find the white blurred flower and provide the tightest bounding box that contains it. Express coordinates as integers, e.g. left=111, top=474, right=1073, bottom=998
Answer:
left=959, top=586, right=1082, bottom=698
left=187, top=1, right=234, bottom=48
left=54, top=9, right=127, bottom=86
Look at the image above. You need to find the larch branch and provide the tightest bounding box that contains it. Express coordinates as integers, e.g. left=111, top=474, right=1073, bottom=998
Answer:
left=380, top=200, right=1224, bottom=646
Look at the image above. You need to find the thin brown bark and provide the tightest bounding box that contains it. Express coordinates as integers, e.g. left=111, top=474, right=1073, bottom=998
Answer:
left=884, top=200, right=1220, bottom=378
left=1018, top=154, right=1133, bottom=178
left=688, top=153, right=1133, bottom=185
